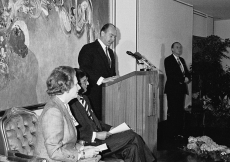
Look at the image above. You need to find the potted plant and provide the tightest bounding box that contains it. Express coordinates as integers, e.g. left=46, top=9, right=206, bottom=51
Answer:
left=191, top=35, right=230, bottom=131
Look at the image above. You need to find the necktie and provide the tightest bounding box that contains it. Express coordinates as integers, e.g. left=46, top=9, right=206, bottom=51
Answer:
left=79, top=97, right=101, bottom=131
left=105, top=47, right=111, bottom=67
left=80, top=98, right=94, bottom=121
left=177, top=58, right=185, bottom=74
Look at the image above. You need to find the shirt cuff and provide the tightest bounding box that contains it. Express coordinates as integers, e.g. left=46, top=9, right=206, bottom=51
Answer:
left=78, top=146, right=84, bottom=160
left=97, top=77, right=104, bottom=85
left=78, top=152, right=82, bottom=160
left=92, top=132, right=96, bottom=142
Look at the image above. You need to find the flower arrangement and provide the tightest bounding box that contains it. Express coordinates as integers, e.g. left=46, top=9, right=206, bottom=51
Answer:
left=185, top=136, right=230, bottom=161
left=189, top=91, right=230, bottom=128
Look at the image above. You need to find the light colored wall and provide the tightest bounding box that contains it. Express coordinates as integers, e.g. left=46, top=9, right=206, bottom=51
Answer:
left=207, top=17, right=214, bottom=36
left=115, top=0, right=194, bottom=75
left=113, top=0, right=137, bottom=76
left=214, top=19, right=230, bottom=38
left=193, top=11, right=214, bottom=37
left=214, top=20, right=230, bottom=69
left=114, top=0, right=193, bottom=120
left=137, top=0, right=193, bottom=70
left=113, top=0, right=194, bottom=77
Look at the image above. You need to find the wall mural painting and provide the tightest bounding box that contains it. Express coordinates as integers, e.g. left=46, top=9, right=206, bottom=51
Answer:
left=0, top=0, right=37, bottom=91
left=58, top=0, right=95, bottom=43
left=0, top=32, right=8, bottom=91
left=0, top=0, right=109, bottom=109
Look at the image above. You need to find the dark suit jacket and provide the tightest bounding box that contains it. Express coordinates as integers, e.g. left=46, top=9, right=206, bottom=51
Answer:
left=69, top=96, right=156, bottom=161
left=69, top=96, right=112, bottom=143
left=78, top=39, right=116, bottom=85
left=164, top=54, right=191, bottom=95
left=78, top=40, right=116, bottom=119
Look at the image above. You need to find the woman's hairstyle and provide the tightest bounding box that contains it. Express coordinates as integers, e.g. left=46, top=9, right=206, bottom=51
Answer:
left=74, top=68, right=87, bottom=95
left=46, top=66, right=76, bottom=96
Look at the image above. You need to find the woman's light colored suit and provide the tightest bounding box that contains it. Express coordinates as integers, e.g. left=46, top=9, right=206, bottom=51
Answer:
left=35, top=96, right=82, bottom=162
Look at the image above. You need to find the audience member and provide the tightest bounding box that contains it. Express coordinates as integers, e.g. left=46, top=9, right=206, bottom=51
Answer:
left=164, top=42, right=191, bottom=141
left=35, top=66, right=100, bottom=162
left=69, top=68, right=156, bottom=162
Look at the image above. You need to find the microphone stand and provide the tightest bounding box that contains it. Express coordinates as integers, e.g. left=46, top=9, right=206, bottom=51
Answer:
left=137, top=58, right=156, bottom=71
left=134, top=53, right=160, bottom=90
left=127, top=51, right=157, bottom=71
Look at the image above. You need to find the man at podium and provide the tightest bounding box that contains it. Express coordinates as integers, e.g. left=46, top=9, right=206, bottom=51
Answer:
left=78, top=23, right=118, bottom=120
left=69, top=68, right=156, bottom=162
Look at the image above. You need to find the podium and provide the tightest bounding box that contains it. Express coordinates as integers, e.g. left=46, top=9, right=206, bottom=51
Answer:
left=102, top=71, right=158, bottom=154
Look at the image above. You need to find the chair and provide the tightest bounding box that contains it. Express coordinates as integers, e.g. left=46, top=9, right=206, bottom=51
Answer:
left=0, top=107, right=123, bottom=162
left=0, top=107, right=47, bottom=162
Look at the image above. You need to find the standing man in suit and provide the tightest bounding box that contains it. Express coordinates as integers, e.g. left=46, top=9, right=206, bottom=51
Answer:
left=78, top=23, right=118, bottom=120
left=69, top=68, right=156, bottom=162
left=164, top=42, right=191, bottom=141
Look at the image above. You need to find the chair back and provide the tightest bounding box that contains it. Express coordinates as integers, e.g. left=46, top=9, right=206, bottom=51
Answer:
left=0, top=107, right=38, bottom=156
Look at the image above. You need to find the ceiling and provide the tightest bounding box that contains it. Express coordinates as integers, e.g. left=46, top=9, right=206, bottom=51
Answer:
left=179, top=0, right=230, bottom=20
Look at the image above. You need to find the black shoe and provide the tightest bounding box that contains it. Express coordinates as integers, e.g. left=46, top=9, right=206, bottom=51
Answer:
left=174, top=135, right=187, bottom=149
left=174, top=135, right=183, bottom=142
left=174, top=134, right=184, bottom=140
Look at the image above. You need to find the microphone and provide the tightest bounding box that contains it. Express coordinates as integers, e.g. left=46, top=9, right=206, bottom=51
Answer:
left=126, top=51, right=142, bottom=60
left=126, top=51, right=156, bottom=69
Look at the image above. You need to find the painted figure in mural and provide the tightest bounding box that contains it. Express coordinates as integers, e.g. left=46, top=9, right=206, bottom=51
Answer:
left=69, top=68, right=156, bottom=162
left=9, top=24, right=28, bottom=58
left=71, top=0, right=95, bottom=43
left=164, top=42, right=191, bottom=142
left=0, top=35, right=7, bottom=72
left=0, top=34, right=9, bottom=89
left=35, top=66, right=101, bottom=162
left=78, top=23, right=118, bottom=120
left=1, top=0, right=42, bottom=28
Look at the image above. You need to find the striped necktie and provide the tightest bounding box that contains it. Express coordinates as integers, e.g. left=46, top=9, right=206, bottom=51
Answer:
left=105, top=47, right=111, bottom=67
left=80, top=97, right=94, bottom=121
left=177, top=58, right=185, bottom=74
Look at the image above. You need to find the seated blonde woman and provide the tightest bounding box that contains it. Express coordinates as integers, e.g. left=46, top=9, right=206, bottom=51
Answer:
left=34, top=66, right=101, bottom=162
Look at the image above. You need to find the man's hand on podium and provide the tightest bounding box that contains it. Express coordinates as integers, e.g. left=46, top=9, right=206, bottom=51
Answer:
left=102, top=76, right=119, bottom=83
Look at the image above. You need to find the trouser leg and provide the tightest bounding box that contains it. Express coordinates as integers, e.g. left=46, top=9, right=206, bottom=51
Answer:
left=167, top=93, right=186, bottom=137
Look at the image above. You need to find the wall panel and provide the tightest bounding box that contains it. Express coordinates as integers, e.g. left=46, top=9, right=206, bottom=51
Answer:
left=137, top=0, right=193, bottom=120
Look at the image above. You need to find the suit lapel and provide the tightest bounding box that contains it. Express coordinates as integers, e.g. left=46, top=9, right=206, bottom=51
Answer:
left=179, top=58, right=187, bottom=71
left=52, top=96, right=76, bottom=130
left=76, top=98, right=102, bottom=131
left=82, top=96, right=102, bottom=130
left=95, top=40, right=112, bottom=72
left=170, top=54, right=184, bottom=74
left=178, top=57, right=187, bottom=74
left=84, top=100, right=102, bottom=130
